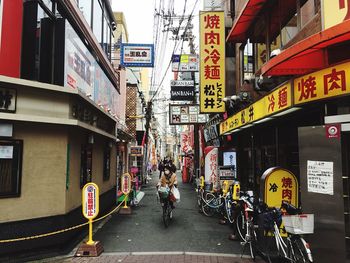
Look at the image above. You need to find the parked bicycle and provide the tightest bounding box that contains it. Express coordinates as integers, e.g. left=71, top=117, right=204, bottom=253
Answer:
left=235, top=191, right=256, bottom=242
left=265, top=201, right=313, bottom=263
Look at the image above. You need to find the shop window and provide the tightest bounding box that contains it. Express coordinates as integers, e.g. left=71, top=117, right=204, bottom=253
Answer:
left=80, top=144, right=92, bottom=188
left=78, top=0, right=92, bottom=27
left=92, top=0, right=103, bottom=45
left=103, top=145, right=111, bottom=181
left=0, top=140, right=23, bottom=198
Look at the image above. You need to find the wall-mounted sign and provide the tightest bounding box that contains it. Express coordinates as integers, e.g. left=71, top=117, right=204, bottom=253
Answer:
left=64, top=21, right=120, bottom=118
left=170, top=87, right=195, bottom=101
left=307, top=160, right=334, bottom=195
left=169, top=104, right=208, bottom=125
left=170, top=80, right=194, bottom=87
left=0, top=145, right=13, bottom=159
left=120, top=43, right=154, bottom=67
left=82, top=183, right=99, bottom=219
left=219, top=168, right=235, bottom=180
left=223, top=151, right=236, bottom=167
left=130, top=146, right=143, bottom=157
left=200, top=11, right=225, bottom=113
left=0, top=87, right=16, bottom=113
left=172, top=54, right=199, bottom=72
left=326, top=124, right=341, bottom=139
left=220, top=82, right=292, bottom=135
left=203, top=125, right=218, bottom=142
left=294, top=61, right=350, bottom=105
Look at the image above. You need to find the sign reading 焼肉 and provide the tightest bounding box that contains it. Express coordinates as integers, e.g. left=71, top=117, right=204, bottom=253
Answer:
left=200, top=11, right=225, bottom=113
left=307, top=160, right=334, bottom=195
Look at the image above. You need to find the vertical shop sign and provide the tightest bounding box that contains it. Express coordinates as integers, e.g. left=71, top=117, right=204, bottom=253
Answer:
left=307, top=160, right=334, bottom=195
left=204, top=147, right=219, bottom=190
left=200, top=11, right=225, bottom=113
left=322, top=0, right=350, bottom=29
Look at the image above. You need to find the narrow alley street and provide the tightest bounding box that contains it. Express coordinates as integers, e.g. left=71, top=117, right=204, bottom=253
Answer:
left=47, top=172, right=265, bottom=263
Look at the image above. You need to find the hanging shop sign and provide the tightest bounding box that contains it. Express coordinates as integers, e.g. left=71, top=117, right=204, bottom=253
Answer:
left=219, top=167, right=236, bottom=180
left=0, top=87, right=16, bottom=113
left=170, top=87, right=195, bottom=101
left=181, top=131, right=192, bottom=154
left=220, top=82, right=292, bottom=135
left=82, top=183, right=99, bottom=219
left=170, top=80, right=195, bottom=87
left=307, top=160, right=334, bottom=195
left=199, top=11, right=225, bottom=113
left=130, top=146, right=143, bottom=157
left=322, top=0, right=350, bottom=30
left=169, top=104, right=208, bottom=125
left=121, top=173, right=132, bottom=195
left=172, top=54, right=199, bottom=72
left=203, top=125, right=218, bottom=142
left=294, top=61, right=350, bottom=105
left=261, top=167, right=298, bottom=209
left=120, top=43, right=154, bottom=67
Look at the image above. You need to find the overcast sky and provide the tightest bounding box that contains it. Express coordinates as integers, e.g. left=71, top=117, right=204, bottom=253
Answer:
left=112, top=0, right=155, bottom=43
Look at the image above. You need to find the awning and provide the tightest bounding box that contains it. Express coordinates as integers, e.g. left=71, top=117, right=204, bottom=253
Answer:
left=226, top=0, right=266, bottom=43
left=261, top=19, right=350, bottom=76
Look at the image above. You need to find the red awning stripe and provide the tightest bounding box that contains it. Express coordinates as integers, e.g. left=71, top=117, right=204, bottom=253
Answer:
left=261, top=19, right=350, bottom=76
left=226, top=0, right=267, bottom=43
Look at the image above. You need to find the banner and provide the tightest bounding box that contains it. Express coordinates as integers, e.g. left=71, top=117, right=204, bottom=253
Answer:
left=200, top=11, right=225, bottom=113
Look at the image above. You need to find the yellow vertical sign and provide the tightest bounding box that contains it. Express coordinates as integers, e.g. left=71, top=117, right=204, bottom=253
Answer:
left=322, top=0, right=350, bottom=29
left=200, top=11, right=225, bottom=113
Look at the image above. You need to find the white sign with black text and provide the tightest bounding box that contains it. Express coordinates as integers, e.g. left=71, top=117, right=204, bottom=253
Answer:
left=307, top=160, right=334, bottom=195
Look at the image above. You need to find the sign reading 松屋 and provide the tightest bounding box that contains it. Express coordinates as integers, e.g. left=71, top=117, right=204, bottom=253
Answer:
left=200, top=11, right=225, bottom=113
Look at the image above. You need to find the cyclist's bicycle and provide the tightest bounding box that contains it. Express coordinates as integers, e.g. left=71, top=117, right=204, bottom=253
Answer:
left=261, top=201, right=314, bottom=263
left=158, top=186, right=174, bottom=228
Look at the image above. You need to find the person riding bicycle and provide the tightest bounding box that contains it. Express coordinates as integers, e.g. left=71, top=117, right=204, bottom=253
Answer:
left=157, top=164, right=178, bottom=209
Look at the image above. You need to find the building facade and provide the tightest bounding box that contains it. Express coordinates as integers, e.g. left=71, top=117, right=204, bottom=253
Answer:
left=0, top=0, right=123, bottom=258
left=219, top=0, right=350, bottom=261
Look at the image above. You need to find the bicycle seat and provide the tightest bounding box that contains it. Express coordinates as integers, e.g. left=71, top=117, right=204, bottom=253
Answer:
left=281, top=200, right=301, bottom=215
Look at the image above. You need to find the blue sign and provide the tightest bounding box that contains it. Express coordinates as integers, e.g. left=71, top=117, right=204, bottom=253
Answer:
left=120, top=43, right=154, bottom=67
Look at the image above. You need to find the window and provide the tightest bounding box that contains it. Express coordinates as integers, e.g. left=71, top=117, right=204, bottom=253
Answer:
left=78, top=0, right=92, bottom=27
left=80, top=144, right=92, bottom=187
left=0, top=140, right=23, bottom=198
left=92, top=0, right=102, bottom=44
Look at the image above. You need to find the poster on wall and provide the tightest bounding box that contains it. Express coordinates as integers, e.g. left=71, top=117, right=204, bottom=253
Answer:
left=223, top=151, right=236, bottom=167
left=307, top=160, right=334, bottom=195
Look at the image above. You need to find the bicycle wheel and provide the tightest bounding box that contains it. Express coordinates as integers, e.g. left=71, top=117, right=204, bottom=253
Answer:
left=162, top=203, right=170, bottom=228
left=197, top=189, right=202, bottom=208
left=248, top=225, right=258, bottom=260
left=201, top=192, right=217, bottom=217
left=291, top=237, right=312, bottom=263
left=225, top=198, right=235, bottom=223
left=236, top=210, right=247, bottom=241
